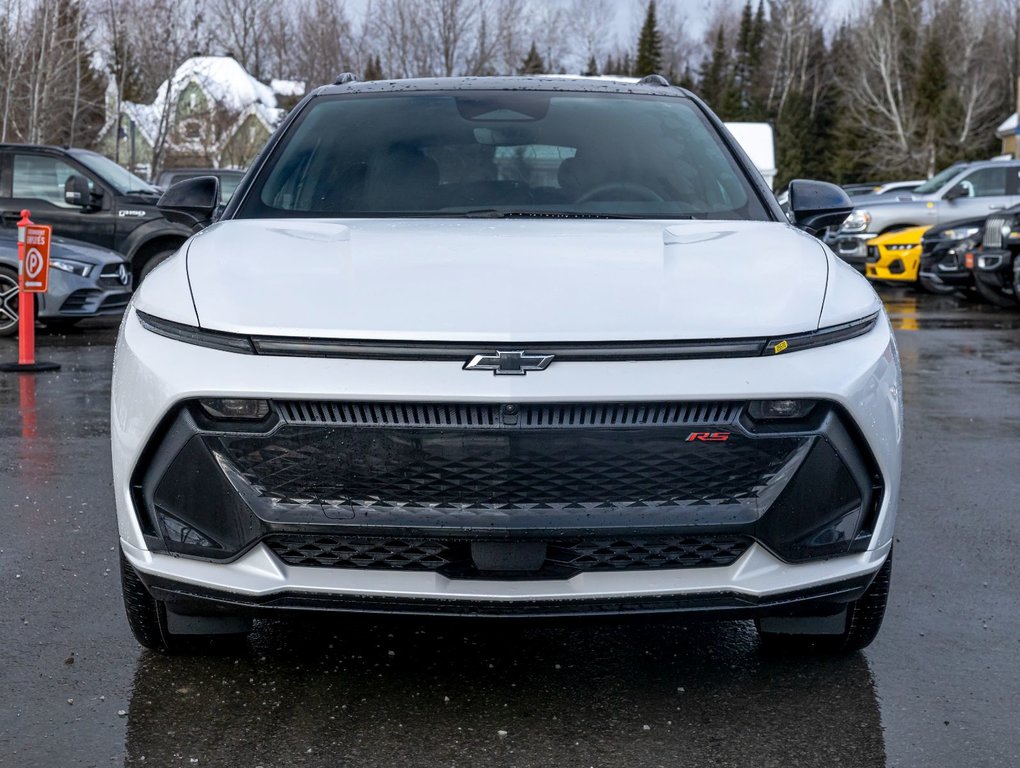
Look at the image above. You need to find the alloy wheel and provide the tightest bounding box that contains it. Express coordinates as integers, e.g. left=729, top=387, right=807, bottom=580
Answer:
left=0, top=270, right=19, bottom=334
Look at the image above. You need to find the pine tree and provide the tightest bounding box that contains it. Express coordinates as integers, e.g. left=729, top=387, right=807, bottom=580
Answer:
left=697, top=27, right=730, bottom=110
left=585, top=54, right=599, bottom=76
left=634, top=1, right=663, bottom=76
left=363, top=55, right=384, bottom=81
left=518, top=42, right=545, bottom=75
left=914, top=33, right=949, bottom=174
left=620, top=53, right=633, bottom=77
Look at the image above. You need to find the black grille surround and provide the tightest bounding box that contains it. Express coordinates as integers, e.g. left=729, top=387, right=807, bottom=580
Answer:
left=264, top=533, right=754, bottom=579
left=134, top=399, right=883, bottom=572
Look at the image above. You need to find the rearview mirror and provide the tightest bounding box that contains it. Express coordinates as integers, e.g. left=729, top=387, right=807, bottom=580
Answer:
left=157, top=176, right=220, bottom=231
left=64, top=174, right=94, bottom=208
left=787, top=179, right=854, bottom=237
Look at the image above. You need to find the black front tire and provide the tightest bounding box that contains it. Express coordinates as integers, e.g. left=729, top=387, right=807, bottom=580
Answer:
left=136, top=249, right=177, bottom=283
left=756, top=548, right=893, bottom=654
left=120, top=548, right=171, bottom=651
left=119, top=549, right=249, bottom=654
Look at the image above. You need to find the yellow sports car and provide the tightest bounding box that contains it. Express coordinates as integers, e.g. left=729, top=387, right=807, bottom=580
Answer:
left=864, top=226, right=931, bottom=283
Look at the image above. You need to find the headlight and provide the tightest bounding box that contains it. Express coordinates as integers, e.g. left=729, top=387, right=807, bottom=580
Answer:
left=199, top=398, right=270, bottom=420
left=748, top=399, right=817, bottom=420
left=842, top=210, right=871, bottom=233
left=50, top=258, right=92, bottom=277
left=940, top=227, right=979, bottom=241
left=954, top=236, right=979, bottom=252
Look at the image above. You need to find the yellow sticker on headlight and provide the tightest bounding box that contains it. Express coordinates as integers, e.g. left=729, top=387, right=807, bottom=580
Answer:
left=774, top=340, right=789, bottom=354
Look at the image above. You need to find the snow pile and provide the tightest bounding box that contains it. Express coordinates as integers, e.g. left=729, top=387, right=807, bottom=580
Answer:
left=271, top=79, right=306, bottom=98
left=996, top=112, right=1018, bottom=138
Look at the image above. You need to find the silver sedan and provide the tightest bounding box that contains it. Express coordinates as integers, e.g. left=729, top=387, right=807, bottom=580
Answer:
left=0, top=230, right=132, bottom=336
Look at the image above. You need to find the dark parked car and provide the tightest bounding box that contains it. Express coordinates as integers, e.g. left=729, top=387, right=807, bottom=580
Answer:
left=917, top=218, right=985, bottom=295
left=154, top=168, right=244, bottom=205
left=971, top=204, right=1020, bottom=307
left=0, top=229, right=131, bottom=336
left=0, top=145, right=191, bottom=281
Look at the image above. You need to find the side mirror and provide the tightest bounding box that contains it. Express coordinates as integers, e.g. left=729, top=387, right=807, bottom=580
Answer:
left=787, top=179, right=854, bottom=237
left=943, top=183, right=968, bottom=201
left=157, top=176, right=220, bottom=231
left=64, top=174, right=94, bottom=208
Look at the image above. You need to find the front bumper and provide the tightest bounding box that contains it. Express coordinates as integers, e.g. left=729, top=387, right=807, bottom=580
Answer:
left=113, top=308, right=902, bottom=615
left=972, top=248, right=1018, bottom=300
left=829, top=233, right=870, bottom=272
left=36, top=264, right=132, bottom=320
left=918, top=244, right=973, bottom=287
left=865, top=244, right=921, bottom=283
left=123, top=539, right=890, bottom=618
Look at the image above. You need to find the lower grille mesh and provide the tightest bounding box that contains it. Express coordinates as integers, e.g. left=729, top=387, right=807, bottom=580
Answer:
left=264, top=533, right=753, bottom=578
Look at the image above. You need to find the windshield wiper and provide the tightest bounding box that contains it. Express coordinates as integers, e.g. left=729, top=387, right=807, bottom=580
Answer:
left=458, top=209, right=690, bottom=220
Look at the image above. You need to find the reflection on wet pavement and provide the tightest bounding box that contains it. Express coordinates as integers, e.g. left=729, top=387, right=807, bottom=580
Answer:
left=126, top=618, right=884, bottom=767
left=880, top=287, right=1020, bottom=331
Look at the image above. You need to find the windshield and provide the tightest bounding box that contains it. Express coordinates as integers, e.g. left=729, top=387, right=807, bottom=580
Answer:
left=913, top=164, right=966, bottom=196
left=71, top=150, right=158, bottom=195
left=237, top=91, right=769, bottom=221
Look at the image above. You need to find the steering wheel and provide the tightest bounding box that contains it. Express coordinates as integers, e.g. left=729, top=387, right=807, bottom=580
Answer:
left=576, top=182, right=665, bottom=204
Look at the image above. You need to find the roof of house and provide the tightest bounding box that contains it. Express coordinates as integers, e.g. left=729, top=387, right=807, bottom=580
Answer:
left=99, top=55, right=285, bottom=146
left=997, top=112, right=1018, bottom=138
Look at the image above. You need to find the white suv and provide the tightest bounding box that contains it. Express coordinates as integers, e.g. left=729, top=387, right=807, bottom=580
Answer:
left=113, top=76, right=900, bottom=653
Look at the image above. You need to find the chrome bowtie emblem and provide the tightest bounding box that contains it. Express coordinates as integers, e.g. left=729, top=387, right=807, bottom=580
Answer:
left=464, top=350, right=555, bottom=375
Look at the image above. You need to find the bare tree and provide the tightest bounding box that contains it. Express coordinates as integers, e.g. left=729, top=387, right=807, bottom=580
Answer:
left=567, top=0, right=613, bottom=69
left=290, top=0, right=355, bottom=87
left=210, top=0, right=273, bottom=79
left=836, top=0, right=923, bottom=171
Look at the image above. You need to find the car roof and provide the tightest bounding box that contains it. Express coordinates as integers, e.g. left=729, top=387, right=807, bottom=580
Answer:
left=0, top=143, right=71, bottom=154
left=311, top=75, right=694, bottom=99
left=161, top=168, right=244, bottom=175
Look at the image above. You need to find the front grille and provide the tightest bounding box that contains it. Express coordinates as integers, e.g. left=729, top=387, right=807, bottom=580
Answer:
left=275, top=400, right=742, bottom=429
left=264, top=533, right=753, bottom=578
left=220, top=422, right=804, bottom=514
left=60, top=289, right=100, bottom=312
left=983, top=217, right=1007, bottom=248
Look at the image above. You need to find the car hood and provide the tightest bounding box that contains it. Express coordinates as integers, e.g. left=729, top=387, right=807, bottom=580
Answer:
left=184, top=218, right=830, bottom=342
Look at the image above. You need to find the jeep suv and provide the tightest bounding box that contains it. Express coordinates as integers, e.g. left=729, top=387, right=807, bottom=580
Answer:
left=114, top=76, right=900, bottom=654
left=829, top=160, right=1020, bottom=269
left=970, top=203, right=1020, bottom=307
left=0, top=145, right=192, bottom=281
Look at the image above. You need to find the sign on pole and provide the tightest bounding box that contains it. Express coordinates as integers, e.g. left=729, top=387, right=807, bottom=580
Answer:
left=0, top=210, right=60, bottom=373
left=21, top=223, right=51, bottom=293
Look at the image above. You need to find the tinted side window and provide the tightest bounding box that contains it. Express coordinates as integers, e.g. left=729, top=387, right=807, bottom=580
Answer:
left=956, top=167, right=1007, bottom=198
left=12, top=155, right=92, bottom=208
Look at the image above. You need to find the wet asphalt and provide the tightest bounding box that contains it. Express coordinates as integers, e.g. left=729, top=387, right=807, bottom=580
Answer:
left=0, top=288, right=1018, bottom=767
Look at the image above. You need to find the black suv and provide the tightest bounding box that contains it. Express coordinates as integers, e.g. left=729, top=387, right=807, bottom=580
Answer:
left=972, top=204, right=1020, bottom=308
left=0, top=145, right=192, bottom=281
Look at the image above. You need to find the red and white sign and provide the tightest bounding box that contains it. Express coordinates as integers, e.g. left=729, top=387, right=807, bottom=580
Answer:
left=20, top=224, right=51, bottom=293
